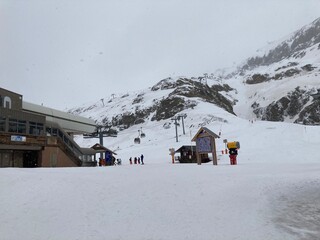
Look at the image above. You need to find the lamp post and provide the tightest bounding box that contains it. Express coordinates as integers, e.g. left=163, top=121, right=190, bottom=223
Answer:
left=177, top=114, right=187, bottom=135
left=171, top=117, right=179, bottom=142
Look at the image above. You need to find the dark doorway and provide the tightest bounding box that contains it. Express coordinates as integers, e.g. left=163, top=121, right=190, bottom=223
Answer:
left=23, top=151, right=38, bottom=168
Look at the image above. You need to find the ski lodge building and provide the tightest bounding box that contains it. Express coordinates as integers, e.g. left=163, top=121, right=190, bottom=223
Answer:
left=0, top=87, right=102, bottom=168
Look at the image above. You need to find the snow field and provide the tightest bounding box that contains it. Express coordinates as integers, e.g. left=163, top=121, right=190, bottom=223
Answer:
left=1, top=117, right=320, bottom=240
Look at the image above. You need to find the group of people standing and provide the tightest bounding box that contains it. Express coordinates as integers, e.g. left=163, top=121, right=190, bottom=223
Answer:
left=129, top=154, right=144, bottom=165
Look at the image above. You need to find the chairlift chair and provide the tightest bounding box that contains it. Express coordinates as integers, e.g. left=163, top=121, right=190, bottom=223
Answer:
left=140, top=132, right=146, bottom=138
left=134, top=137, right=141, bottom=144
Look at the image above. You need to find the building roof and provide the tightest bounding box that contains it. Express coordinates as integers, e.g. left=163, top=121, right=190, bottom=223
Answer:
left=191, top=127, right=220, bottom=142
left=22, top=101, right=96, bottom=134
left=0, top=87, right=22, bottom=98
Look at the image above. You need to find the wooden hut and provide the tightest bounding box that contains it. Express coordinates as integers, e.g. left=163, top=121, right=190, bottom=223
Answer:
left=175, top=145, right=197, bottom=163
left=191, top=127, right=220, bottom=165
left=91, top=143, right=117, bottom=166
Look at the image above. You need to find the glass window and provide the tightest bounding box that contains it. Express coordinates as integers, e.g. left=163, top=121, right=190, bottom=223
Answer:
left=0, top=117, right=6, bottom=132
left=46, top=127, right=51, bottom=135
left=58, top=130, right=63, bottom=139
left=38, top=123, right=44, bottom=135
left=17, top=120, right=26, bottom=133
left=30, top=122, right=37, bottom=135
left=52, top=128, right=58, bottom=136
left=8, top=118, right=26, bottom=134
left=29, top=122, right=44, bottom=135
left=8, top=118, right=18, bottom=133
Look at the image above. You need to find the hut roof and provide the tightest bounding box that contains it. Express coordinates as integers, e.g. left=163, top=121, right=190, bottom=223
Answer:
left=81, top=148, right=97, bottom=155
left=191, top=127, right=220, bottom=142
left=91, top=143, right=117, bottom=155
left=175, top=145, right=197, bottom=153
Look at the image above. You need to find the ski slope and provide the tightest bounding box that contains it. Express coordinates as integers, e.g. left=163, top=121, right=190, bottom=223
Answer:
left=1, top=110, right=320, bottom=240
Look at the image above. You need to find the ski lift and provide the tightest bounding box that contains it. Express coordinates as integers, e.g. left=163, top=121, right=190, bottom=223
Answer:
left=140, top=132, right=146, bottom=138
left=134, top=137, right=141, bottom=144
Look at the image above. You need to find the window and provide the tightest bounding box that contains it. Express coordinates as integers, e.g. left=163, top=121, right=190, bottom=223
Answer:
left=46, top=127, right=57, bottom=136
left=0, top=117, right=6, bottom=132
left=29, top=122, right=44, bottom=135
left=58, top=130, right=63, bottom=139
left=52, top=128, right=57, bottom=136
left=8, top=119, right=17, bottom=132
left=9, top=118, right=26, bottom=134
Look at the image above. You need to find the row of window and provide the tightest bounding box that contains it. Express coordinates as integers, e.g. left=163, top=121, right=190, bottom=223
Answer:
left=0, top=117, right=44, bottom=135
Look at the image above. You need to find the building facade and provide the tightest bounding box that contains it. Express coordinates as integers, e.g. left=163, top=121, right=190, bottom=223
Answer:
left=0, top=87, right=99, bottom=168
left=0, top=88, right=47, bottom=167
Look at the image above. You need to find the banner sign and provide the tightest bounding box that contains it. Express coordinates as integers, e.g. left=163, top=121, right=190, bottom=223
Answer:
left=11, top=135, right=26, bottom=142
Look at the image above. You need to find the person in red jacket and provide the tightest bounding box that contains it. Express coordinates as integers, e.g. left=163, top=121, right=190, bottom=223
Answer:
left=229, top=148, right=238, bottom=165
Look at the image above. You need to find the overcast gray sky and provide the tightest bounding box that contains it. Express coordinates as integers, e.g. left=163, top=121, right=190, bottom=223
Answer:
left=1, top=0, right=320, bottom=110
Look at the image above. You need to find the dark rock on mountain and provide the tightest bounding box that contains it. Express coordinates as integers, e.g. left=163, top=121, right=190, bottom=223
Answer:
left=253, top=87, right=310, bottom=122
left=151, top=96, right=197, bottom=121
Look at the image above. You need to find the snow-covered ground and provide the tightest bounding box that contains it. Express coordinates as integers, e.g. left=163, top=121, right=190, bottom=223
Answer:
left=1, top=112, right=320, bottom=240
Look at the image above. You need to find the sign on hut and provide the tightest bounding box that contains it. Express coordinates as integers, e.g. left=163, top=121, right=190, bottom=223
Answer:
left=191, top=127, right=220, bottom=165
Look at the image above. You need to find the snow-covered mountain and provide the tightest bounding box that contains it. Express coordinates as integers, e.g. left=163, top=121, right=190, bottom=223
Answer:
left=69, top=17, right=320, bottom=137
left=69, top=77, right=235, bottom=134
left=228, top=17, right=320, bottom=124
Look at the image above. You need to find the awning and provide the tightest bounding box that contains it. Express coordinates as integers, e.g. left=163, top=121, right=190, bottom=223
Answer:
left=81, top=148, right=98, bottom=155
left=0, top=144, right=42, bottom=151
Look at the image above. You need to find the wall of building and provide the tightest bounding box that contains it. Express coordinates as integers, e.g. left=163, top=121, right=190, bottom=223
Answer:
left=0, top=151, right=11, bottom=167
left=0, top=88, right=23, bottom=110
left=0, top=87, right=97, bottom=168
left=0, top=150, right=40, bottom=167
left=42, top=146, right=78, bottom=167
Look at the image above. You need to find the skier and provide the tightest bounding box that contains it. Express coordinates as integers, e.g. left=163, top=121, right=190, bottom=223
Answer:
left=140, top=154, right=144, bottom=165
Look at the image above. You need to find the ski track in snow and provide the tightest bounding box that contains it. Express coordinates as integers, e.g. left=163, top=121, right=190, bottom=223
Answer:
left=269, top=180, right=320, bottom=240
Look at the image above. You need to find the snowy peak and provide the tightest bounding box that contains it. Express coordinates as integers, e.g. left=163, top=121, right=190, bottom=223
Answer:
left=69, top=77, right=235, bottom=133
left=242, top=17, right=320, bottom=71
left=226, top=17, right=320, bottom=125
left=71, top=18, right=320, bottom=128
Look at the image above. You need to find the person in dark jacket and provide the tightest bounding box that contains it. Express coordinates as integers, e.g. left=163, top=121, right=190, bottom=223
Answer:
left=140, top=154, right=144, bottom=165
